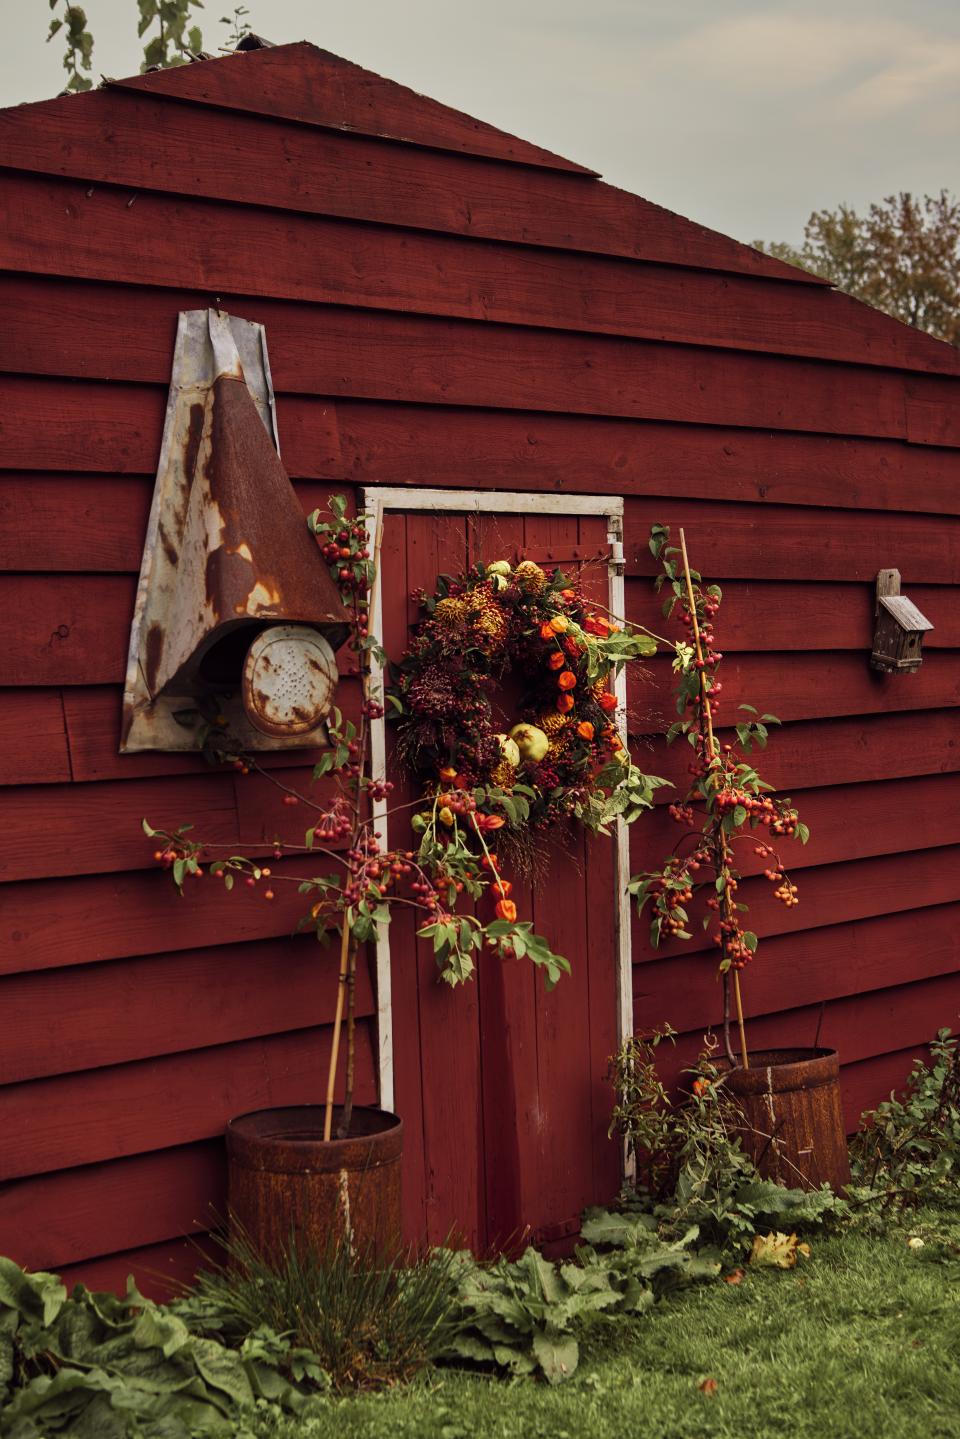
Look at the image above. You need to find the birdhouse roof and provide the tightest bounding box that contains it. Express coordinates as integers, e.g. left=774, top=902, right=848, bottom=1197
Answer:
left=879, top=595, right=935, bottom=631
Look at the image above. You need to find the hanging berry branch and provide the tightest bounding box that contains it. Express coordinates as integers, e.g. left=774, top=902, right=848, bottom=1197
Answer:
left=627, top=525, right=809, bottom=1068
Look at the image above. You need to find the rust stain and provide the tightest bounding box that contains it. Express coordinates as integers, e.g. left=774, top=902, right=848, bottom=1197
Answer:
left=158, top=523, right=179, bottom=567
left=201, top=375, right=349, bottom=643
left=144, top=622, right=164, bottom=693
left=183, top=401, right=205, bottom=485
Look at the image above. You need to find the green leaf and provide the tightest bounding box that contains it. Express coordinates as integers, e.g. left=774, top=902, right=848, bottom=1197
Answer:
left=531, top=1327, right=579, bottom=1384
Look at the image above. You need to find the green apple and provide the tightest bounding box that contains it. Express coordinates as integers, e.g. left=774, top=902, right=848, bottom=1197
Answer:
left=494, top=732, right=521, bottom=767
left=509, top=723, right=549, bottom=763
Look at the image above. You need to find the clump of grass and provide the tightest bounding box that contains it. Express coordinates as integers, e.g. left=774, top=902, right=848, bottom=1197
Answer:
left=183, top=1222, right=463, bottom=1393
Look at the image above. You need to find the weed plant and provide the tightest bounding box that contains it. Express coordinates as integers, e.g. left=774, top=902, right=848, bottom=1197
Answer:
left=179, top=1222, right=463, bottom=1393
left=850, top=1028, right=960, bottom=1213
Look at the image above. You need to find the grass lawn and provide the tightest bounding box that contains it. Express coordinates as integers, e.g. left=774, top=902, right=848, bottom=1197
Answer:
left=252, top=1209, right=960, bottom=1439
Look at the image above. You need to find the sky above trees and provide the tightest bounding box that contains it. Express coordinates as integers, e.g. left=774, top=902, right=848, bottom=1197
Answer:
left=6, top=0, right=959, bottom=245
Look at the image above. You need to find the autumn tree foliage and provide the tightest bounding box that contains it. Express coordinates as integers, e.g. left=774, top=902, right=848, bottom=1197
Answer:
left=758, top=192, right=960, bottom=347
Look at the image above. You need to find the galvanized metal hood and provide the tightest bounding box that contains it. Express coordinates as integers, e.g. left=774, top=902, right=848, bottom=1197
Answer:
left=121, top=309, right=349, bottom=753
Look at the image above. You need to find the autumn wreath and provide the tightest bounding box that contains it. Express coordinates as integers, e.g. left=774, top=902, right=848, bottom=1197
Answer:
left=390, top=557, right=666, bottom=927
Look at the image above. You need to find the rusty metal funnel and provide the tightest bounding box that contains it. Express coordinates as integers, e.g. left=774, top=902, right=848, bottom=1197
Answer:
left=122, top=310, right=349, bottom=753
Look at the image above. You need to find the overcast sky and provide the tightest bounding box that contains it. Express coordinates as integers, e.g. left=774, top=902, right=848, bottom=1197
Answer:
left=4, top=0, right=959, bottom=244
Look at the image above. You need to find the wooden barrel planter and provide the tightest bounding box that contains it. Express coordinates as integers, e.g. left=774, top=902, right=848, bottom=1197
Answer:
left=725, top=1049, right=851, bottom=1193
left=226, top=1105, right=403, bottom=1265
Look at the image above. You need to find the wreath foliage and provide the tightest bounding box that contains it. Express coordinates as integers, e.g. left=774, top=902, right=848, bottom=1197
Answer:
left=390, top=558, right=666, bottom=875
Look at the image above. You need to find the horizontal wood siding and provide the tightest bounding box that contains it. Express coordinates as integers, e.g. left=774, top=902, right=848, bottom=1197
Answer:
left=1, top=48, right=958, bottom=1289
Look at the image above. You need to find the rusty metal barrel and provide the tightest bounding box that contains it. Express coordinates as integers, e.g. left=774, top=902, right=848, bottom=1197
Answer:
left=725, top=1048, right=851, bottom=1193
left=226, top=1105, right=403, bottom=1264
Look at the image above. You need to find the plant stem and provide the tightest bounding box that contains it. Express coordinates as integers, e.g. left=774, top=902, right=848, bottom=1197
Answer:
left=721, top=971, right=735, bottom=1067
left=678, top=527, right=748, bottom=1071
left=324, top=918, right=352, bottom=1142
left=732, top=971, right=748, bottom=1072
left=337, top=945, right=358, bottom=1139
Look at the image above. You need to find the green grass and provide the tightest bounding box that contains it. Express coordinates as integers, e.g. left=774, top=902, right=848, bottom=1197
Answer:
left=251, top=1210, right=960, bottom=1439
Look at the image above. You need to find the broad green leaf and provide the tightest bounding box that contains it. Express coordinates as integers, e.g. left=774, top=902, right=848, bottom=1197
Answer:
left=531, top=1327, right=579, bottom=1384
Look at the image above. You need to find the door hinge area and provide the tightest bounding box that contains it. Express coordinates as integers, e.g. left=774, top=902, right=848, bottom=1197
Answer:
left=606, top=515, right=625, bottom=576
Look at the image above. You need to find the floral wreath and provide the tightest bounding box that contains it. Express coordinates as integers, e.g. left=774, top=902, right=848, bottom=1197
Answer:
left=390, top=558, right=664, bottom=913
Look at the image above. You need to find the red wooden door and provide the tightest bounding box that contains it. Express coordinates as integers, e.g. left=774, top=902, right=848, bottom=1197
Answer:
left=378, top=504, right=621, bottom=1254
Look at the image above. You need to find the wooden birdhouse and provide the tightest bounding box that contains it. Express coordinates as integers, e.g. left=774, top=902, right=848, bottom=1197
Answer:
left=870, top=569, right=933, bottom=674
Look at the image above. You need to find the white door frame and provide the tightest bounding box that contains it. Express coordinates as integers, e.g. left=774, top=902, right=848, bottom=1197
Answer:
left=361, top=487, right=633, bottom=1115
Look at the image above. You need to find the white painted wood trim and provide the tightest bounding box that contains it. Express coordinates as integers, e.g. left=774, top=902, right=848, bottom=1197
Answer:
left=606, top=513, right=636, bottom=1185
left=363, top=491, right=395, bottom=1113
left=365, top=487, right=625, bottom=519
left=361, top=488, right=632, bottom=1156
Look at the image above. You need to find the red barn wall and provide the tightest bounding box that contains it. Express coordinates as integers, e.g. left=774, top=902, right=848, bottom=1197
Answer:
left=1, top=43, right=959, bottom=1289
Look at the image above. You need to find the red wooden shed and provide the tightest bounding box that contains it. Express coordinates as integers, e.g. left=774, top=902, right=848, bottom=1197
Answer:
left=1, top=40, right=959, bottom=1294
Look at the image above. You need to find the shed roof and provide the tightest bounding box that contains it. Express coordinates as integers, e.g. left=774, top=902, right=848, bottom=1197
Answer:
left=0, top=40, right=830, bottom=288
left=2, top=39, right=959, bottom=377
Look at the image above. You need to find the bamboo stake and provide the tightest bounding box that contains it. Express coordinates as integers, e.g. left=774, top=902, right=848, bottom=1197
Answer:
left=324, top=501, right=385, bottom=1143
left=337, top=944, right=358, bottom=1140
left=323, top=918, right=352, bottom=1142
left=678, top=529, right=749, bottom=1071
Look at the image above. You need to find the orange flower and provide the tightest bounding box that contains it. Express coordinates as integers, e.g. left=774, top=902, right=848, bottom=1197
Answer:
left=576, top=721, right=595, bottom=741
left=556, top=693, right=575, bottom=713
left=557, top=670, right=577, bottom=691
left=539, top=622, right=555, bottom=641
left=495, top=898, right=518, bottom=922
left=561, top=588, right=576, bottom=601
left=438, top=765, right=458, bottom=782
left=479, top=813, right=505, bottom=831
left=549, top=615, right=569, bottom=634
left=492, top=879, right=513, bottom=899
left=598, top=691, right=618, bottom=712
left=548, top=651, right=565, bottom=670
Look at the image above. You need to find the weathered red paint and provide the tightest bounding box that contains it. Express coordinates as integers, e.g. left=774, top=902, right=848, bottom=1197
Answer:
left=0, top=41, right=958, bottom=1293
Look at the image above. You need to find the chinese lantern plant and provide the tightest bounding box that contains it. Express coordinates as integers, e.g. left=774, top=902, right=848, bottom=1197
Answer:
left=627, top=525, right=810, bottom=1069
